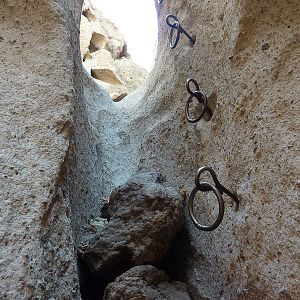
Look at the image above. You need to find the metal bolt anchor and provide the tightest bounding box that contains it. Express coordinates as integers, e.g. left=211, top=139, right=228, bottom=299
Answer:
left=185, top=78, right=213, bottom=123
left=188, top=166, right=239, bottom=231
left=166, top=15, right=196, bottom=49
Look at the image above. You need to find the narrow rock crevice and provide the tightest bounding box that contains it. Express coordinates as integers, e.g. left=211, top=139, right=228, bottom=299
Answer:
left=78, top=254, right=107, bottom=300
left=77, top=172, right=190, bottom=299
left=1, top=0, right=298, bottom=298
left=70, top=0, right=300, bottom=299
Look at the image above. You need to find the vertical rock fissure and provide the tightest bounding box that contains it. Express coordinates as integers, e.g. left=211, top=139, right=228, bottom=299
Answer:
left=1, top=0, right=298, bottom=298
left=77, top=173, right=192, bottom=299
left=67, top=0, right=300, bottom=299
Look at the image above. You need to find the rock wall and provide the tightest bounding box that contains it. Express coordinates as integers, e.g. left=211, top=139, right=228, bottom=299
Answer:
left=1, top=0, right=299, bottom=299
left=129, top=1, right=299, bottom=299
left=0, top=0, right=82, bottom=298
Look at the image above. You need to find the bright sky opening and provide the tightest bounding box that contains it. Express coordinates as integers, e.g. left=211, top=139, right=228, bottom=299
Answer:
left=90, top=0, right=158, bottom=72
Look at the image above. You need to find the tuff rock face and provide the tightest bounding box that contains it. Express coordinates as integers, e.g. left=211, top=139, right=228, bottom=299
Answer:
left=1, top=0, right=299, bottom=299
left=80, top=0, right=148, bottom=101
left=78, top=172, right=184, bottom=279
left=103, top=265, right=191, bottom=300
left=0, top=0, right=82, bottom=299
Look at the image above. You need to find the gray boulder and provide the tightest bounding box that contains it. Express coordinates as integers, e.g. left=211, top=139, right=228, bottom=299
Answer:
left=78, top=172, right=184, bottom=279
left=103, top=265, right=191, bottom=300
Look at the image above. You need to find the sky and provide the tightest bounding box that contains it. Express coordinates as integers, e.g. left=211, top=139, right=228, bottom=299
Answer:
left=90, top=0, right=158, bottom=71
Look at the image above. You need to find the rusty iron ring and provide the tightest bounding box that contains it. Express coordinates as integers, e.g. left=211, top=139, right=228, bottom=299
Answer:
left=188, top=182, right=225, bottom=231
left=166, top=15, right=181, bottom=49
left=185, top=78, right=208, bottom=123
left=195, top=166, right=239, bottom=207
left=185, top=91, right=208, bottom=123
left=186, top=78, right=199, bottom=96
left=185, top=78, right=214, bottom=123
left=166, top=15, right=195, bottom=49
left=185, top=91, right=207, bottom=123
left=195, top=166, right=220, bottom=190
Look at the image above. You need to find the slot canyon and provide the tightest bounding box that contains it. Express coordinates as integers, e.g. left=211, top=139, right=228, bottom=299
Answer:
left=0, top=0, right=299, bottom=299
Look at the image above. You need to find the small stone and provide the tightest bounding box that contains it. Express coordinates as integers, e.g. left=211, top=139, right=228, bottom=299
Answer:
left=103, top=265, right=191, bottom=300
left=89, top=217, right=108, bottom=228
left=262, top=43, right=270, bottom=51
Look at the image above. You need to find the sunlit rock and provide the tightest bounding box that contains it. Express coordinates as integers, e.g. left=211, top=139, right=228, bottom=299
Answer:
left=80, top=0, right=147, bottom=101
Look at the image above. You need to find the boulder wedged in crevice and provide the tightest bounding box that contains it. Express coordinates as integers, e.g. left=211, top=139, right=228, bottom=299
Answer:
left=78, top=172, right=185, bottom=298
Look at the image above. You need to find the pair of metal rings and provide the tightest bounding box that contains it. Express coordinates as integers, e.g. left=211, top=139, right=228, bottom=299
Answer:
left=185, top=78, right=210, bottom=123
left=166, top=15, right=195, bottom=49
left=188, top=167, right=239, bottom=231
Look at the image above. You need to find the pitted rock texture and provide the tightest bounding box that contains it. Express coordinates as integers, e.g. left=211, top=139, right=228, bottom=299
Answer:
left=2, top=0, right=299, bottom=299
left=109, top=1, right=299, bottom=299
left=79, top=172, right=184, bottom=278
left=0, top=0, right=82, bottom=298
left=80, top=0, right=148, bottom=101
left=103, top=265, right=191, bottom=300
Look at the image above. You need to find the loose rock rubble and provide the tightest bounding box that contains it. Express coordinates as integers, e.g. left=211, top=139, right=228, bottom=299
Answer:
left=103, top=265, right=191, bottom=300
left=80, top=0, right=148, bottom=101
left=78, top=172, right=184, bottom=280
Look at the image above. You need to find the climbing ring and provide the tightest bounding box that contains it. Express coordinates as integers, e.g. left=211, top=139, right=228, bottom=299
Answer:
left=185, top=78, right=209, bottom=123
left=166, top=15, right=181, bottom=49
left=186, top=78, right=199, bottom=96
left=185, top=91, right=207, bottom=123
left=185, top=91, right=208, bottom=123
left=188, top=182, right=225, bottom=231
left=195, top=166, right=239, bottom=209
left=195, top=166, right=220, bottom=190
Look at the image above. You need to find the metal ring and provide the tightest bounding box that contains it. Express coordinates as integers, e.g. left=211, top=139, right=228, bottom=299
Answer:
left=166, top=14, right=179, bottom=28
left=166, top=15, right=181, bottom=49
left=169, top=24, right=181, bottom=49
left=185, top=91, right=208, bottom=123
left=186, top=78, right=200, bottom=96
left=195, top=166, right=239, bottom=208
left=188, top=182, right=224, bottom=231
left=195, top=166, right=220, bottom=190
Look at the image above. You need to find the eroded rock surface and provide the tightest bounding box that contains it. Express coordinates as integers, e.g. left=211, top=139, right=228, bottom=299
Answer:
left=103, top=265, right=191, bottom=300
left=78, top=172, right=184, bottom=278
left=0, top=0, right=82, bottom=298
left=2, top=0, right=299, bottom=299
left=80, top=0, right=148, bottom=101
